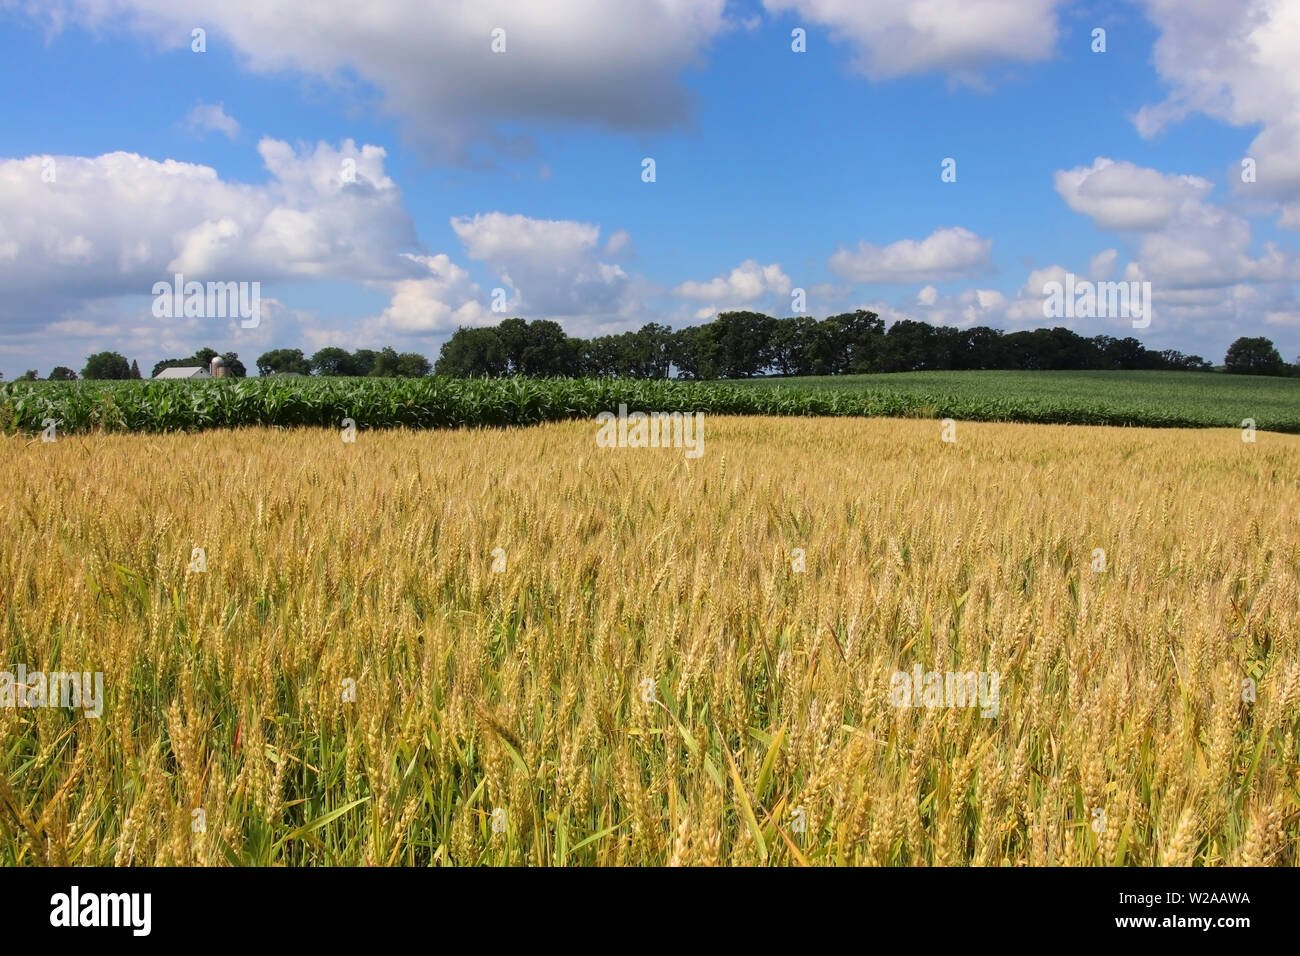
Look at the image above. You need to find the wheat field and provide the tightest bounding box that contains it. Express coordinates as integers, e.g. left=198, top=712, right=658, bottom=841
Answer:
left=2, top=417, right=1298, bottom=866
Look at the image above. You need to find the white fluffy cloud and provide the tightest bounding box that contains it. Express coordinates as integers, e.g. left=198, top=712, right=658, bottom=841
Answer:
left=860, top=285, right=1008, bottom=332
left=1137, top=0, right=1300, bottom=226
left=673, top=259, right=792, bottom=305
left=762, top=0, right=1063, bottom=83
left=1135, top=202, right=1296, bottom=289
left=1050, top=158, right=1300, bottom=293
left=1042, top=153, right=1300, bottom=348
left=183, top=102, right=240, bottom=139
left=26, top=0, right=733, bottom=162
left=0, top=139, right=518, bottom=366
left=1053, top=158, right=1212, bottom=232
left=1088, top=249, right=1118, bottom=280
left=919, top=241, right=1300, bottom=349
left=450, top=212, right=633, bottom=320
left=828, top=226, right=993, bottom=283
left=0, top=138, right=654, bottom=362
left=856, top=263, right=1152, bottom=336
left=0, top=139, right=424, bottom=335
left=921, top=287, right=1008, bottom=328
left=359, top=254, right=493, bottom=338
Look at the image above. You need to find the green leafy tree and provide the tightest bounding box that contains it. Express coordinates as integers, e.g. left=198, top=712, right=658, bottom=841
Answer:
left=952, top=326, right=1007, bottom=370
left=129, top=360, right=141, bottom=379
left=255, top=348, right=312, bottom=376
left=395, top=351, right=432, bottom=377
left=714, top=311, right=776, bottom=378
left=670, top=324, right=724, bottom=380
left=801, top=315, right=851, bottom=375
left=1224, top=336, right=1286, bottom=376
left=310, top=347, right=354, bottom=376
left=578, top=334, right=622, bottom=377
left=48, top=366, right=78, bottom=381
left=366, top=346, right=431, bottom=377
left=16, top=369, right=40, bottom=381
left=495, top=318, right=530, bottom=374
left=1158, top=350, right=1212, bottom=371
left=446, top=319, right=574, bottom=376
left=768, top=316, right=817, bottom=376
left=435, top=328, right=507, bottom=377
left=422, top=312, right=1204, bottom=379
left=829, top=310, right=886, bottom=373
left=1102, top=335, right=1153, bottom=370
left=350, top=349, right=378, bottom=377
left=82, top=351, right=132, bottom=380
left=633, top=323, right=673, bottom=378
left=519, top=320, right=578, bottom=376
left=221, top=352, right=247, bottom=377
left=368, top=347, right=401, bottom=377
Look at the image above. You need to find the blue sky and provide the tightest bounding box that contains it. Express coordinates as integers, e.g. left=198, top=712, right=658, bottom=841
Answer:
left=1, top=0, right=1297, bottom=376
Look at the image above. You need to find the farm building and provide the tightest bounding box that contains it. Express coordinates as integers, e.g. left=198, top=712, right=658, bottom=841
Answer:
left=153, top=366, right=211, bottom=380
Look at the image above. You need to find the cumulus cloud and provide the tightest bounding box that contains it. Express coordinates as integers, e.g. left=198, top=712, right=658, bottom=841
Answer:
left=828, top=226, right=993, bottom=283
left=1134, top=202, right=1296, bottom=289
left=762, top=0, right=1063, bottom=84
left=0, top=138, right=418, bottom=314
left=1136, top=0, right=1300, bottom=226
left=1089, top=249, right=1118, bottom=280
left=0, top=138, right=481, bottom=367
left=0, top=139, right=655, bottom=362
left=851, top=263, right=1149, bottom=335
left=604, top=229, right=633, bottom=256
left=933, top=288, right=1008, bottom=327
left=857, top=285, right=1009, bottom=332
left=1050, top=159, right=1300, bottom=294
left=673, top=259, right=791, bottom=305
left=817, top=234, right=1297, bottom=357
left=1044, top=154, right=1300, bottom=348
left=359, top=254, right=493, bottom=338
left=995, top=236, right=1297, bottom=343
left=450, top=212, right=633, bottom=320
left=183, top=102, right=240, bottom=139
left=1053, top=158, right=1212, bottom=232
left=25, top=0, right=732, bottom=162
left=1264, top=309, right=1300, bottom=327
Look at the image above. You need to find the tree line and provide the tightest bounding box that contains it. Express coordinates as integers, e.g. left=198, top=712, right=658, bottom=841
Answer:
left=6, top=315, right=1296, bottom=380
left=254, top=346, right=431, bottom=378
left=431, top=313, right=1297, bottom=379
left=7, top=345, right=432, bottom=380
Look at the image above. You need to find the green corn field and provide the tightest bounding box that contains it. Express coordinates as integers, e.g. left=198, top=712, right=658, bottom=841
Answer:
left=3, top=370, right=1298, bottom=436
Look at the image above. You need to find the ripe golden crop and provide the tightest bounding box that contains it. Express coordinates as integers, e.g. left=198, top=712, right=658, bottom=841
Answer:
left=2, top=417, right=1297, bottom=865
